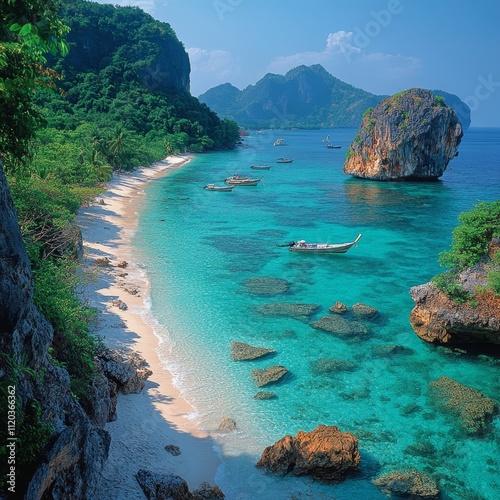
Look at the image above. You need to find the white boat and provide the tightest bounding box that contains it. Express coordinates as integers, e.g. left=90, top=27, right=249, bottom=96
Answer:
left=203, top=183, right=234, bottom=191
left=287, top=234, right=362, bottom=254
left=322, top=134, right=330, bottom=143
left=276, top=157, right=294, bottom=163
left=274, top=139, right=286, bottom=146
left=224, top=174, right=263, bottom=186
left=250, top=165, right=272, bottom=170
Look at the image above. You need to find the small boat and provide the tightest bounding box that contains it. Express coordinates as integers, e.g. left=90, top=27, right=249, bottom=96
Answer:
left=274, top=139, right=286, bottom=146
left=203, top=183, right=234, bottom=191
left=326, top=144, right=342, bottom=149
left=276, top=157, right=294, bottom=163
left=224, top=174, right=263, bottom=186
left=287, top=234, right=362, bottom=254
left=322, top=134, right=330, bottom=143
left=251, top=165, right=272, bottom=170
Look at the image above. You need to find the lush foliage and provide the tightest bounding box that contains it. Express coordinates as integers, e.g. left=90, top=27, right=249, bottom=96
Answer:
left=438, top=201, right=500, bottom=270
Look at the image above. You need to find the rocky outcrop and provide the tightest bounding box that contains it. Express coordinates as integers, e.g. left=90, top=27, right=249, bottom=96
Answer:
left=242, top=276, right=291, bottom=296
left=409, top=266, right=500, bottom=345
left=428, top=375, right=498, bottom=435
left=344, top=88, right=463, bottom=180
left=136, top=470, right=224, bottom=499
left=251, top=365, right=289, bottom=387
left=230, top=341, right=275, bottom=361
left=373, top=469, right=439, bottom=499
left=255, top=302, right=320, bottom=320
left=310, top=315, right=370, bottom=338
left=256, top=424, right=360, bottom=482
left=0, top=168, right=110, bottom=497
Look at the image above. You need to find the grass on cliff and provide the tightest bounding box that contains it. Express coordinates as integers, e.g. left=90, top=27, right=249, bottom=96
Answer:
left=432, top=201, right=500, bottom=301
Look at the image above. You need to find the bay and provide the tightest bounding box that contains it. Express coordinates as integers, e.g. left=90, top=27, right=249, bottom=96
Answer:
left=135, top=128, right=500, bottom=499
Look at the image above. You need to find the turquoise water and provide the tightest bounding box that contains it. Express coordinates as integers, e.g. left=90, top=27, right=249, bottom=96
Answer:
left=135, top=128, right=500, bottom=499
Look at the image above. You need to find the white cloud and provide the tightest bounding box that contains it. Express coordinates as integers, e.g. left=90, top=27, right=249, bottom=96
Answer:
left=188, top=47, right=242, bottom=95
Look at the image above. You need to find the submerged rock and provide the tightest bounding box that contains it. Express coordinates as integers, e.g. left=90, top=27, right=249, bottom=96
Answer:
left=351, top=302, right=379, bottom=319
left=256, top=424, right=360, bottom=482
left=253, top=391, right=277, bottom=400
left=344, top=88, right=463, bottom=180
left=310, top=358, right=356, bottom=375
left=371, top=344, right=415, bottom=358
left=217, top=417, right=237, bottom=432
left=230, top=341, right=275, bottom=361
left=251, top=365, right=289, bottom=387
left=242, top=276, right=291, bottom=296
left=428, top=375, right=498, bottom=435
left=310, top=315, right=370, bottom=337
left=255, top=302, right=320, bottom=321
left=328, top=301, right=348, bottom=314
left=373, top=469, right=439, bottom=499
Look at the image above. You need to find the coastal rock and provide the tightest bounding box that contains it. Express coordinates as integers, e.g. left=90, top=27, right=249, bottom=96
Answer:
left=230, top=341, right=276, bottom=361
left=242, top=276, right=291, bottom=296
left=256, top=424, right=360, bottom=482
left=310, top=315, right=370, bottom=338
left=428, top=375, right=498, bottom=435
left=0, top=168, right=109, bottom=498
left=253, top=391, right=277, bottom=400
left=136, top=469, right=192, bottom=499
left=351, top=302, right=379, bottom=319
left=217, top=417, right=237, bottom=432
left=372, top=469, right=439, bottom=499
left=255, top=302, right=320, bottom=321
left=165, top=444, right=181, bottom=456
left=98, top=348, right=146, bottom=394
left=409, top=269, right=500, bottom=345
left=252, top=365, right=289, bottom=387
left=344, top=88, right=463, bottom=180
left=310, top=358, right=356, bottom=375
left=192, top=482, right=225, bottom=499
left=328, top=301, right=348, bottom=314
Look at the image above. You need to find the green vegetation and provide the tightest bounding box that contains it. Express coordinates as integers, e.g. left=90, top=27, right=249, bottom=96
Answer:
left=434, top=95, right=446, bottom=107
left=432, top=201, right=500, bottom=301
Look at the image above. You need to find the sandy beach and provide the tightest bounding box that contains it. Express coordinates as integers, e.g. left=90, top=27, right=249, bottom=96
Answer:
left=77, top=156, right=222, bottom=498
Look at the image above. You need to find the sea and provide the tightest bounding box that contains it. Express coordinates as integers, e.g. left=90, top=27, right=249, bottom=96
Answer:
left=134, top=128, right=500, bottom=499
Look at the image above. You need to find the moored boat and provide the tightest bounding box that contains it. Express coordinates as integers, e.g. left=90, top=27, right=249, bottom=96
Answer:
left=224, top=174, right=263, bottom=186
left=250, top=165, right=272, bottom=170
left=287, top=234, right=362, bottom=254
left=326, top=144, right=342, bottom=149
left=203, top=183, right=234, bottom=191
left=274, top=138, right=286, bottom=146
left=276, top=157, right=294, bottom=163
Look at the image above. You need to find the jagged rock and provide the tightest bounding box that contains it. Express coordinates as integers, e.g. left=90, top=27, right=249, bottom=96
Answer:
left=164, top=444, right=181, bottom=456
left=192, top=482, right=225, bottom=499
left=328, top=301, right=348, bottom=314
left=251, top=365, right=289, bottom=387
left=117, top=260, right=128, bottom=268
left=428, top=375, right=498, bottom=434
left=230, top=341, right=275, bottom=361
left=351, top=302, right=378, bottom=319
left=94, top=256, right=110, bottom=267
left=255, top=302, right=320, bottom=321
left=136, top=469, right=192, bottom=499
left=98, top=349, right=146, bottom=394
left=242, top=276, right=291, bottom=296
left=256, top=424, right=360, bottom=482
left=111, top=298, right=128, bottom=310
left=410, top=270, right=500, bottom=345
left=0, top=167, right=109, bottom=498
left=310, top=358, right=356, bottom=375
left=373, top=469, right=439, bottom=499
left=253, top=392, right=277, bottom=400
left=217, top=417, right=237, bottom=432
left=344, top=88, right=463, bottom=180
left=310, top=315, right=370, bottom=338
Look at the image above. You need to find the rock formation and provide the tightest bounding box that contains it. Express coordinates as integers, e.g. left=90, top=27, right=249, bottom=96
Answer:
left=242, top=276, right=291, bottom=296
left=428, top=375, right=498, bottom=435
left=255, top=302, right=320, bottom=320
left=310, top=315, right=370, bottom=338
left=256, top=424, right=360, bottom=482
left=343, top=88, right=463, bottom=180
left=251, top=365, right=289, bottom=387
left=230, top=341, right=275, bottom=361
left=372, top=469, right=439, bottom=499
left=410, top=259, right=500, bottom=345
left=0, top=168, right=110, bottom=498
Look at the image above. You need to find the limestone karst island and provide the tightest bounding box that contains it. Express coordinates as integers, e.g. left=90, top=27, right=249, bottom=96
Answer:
left=1, top=1, right=499, bottom=499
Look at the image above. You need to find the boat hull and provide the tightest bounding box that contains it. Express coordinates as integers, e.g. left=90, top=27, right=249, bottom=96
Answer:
left=288, top=234, right=362, bottom=254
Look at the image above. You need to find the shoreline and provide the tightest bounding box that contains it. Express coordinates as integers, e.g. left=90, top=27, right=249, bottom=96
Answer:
left=77, top=156, right=222, bottom=497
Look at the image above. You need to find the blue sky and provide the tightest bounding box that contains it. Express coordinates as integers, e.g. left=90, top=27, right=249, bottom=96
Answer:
left=93, top=0, right=500, bottom=126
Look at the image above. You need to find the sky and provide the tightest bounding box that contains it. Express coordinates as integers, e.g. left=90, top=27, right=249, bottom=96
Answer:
left=93, top=0, right=500, bottom=127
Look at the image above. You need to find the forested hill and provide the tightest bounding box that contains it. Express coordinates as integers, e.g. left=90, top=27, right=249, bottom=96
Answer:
left=38, top=0, right=239, bottom=161
left=199, top=64, right=471, bottom=130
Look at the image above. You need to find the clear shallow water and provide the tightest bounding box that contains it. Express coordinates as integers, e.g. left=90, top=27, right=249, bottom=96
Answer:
left=135, top=128, right=500, bottom=499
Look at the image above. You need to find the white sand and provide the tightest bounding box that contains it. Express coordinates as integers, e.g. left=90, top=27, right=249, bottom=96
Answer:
left=77, top=157, right=222, bottom=498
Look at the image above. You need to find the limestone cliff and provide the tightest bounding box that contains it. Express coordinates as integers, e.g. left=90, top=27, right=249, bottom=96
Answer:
left=343, top=88, right=463, bottom=180
left=409, top=239, right=500, bottom=345
left=0, top=168, right=110, bottom=497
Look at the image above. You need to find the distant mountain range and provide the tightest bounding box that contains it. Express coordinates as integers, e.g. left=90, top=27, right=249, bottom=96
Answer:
left=198, top=64, right=471, bottom=130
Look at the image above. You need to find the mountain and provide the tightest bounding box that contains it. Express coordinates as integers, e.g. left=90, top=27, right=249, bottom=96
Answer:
left=199, top=65, right=471, bottom=130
